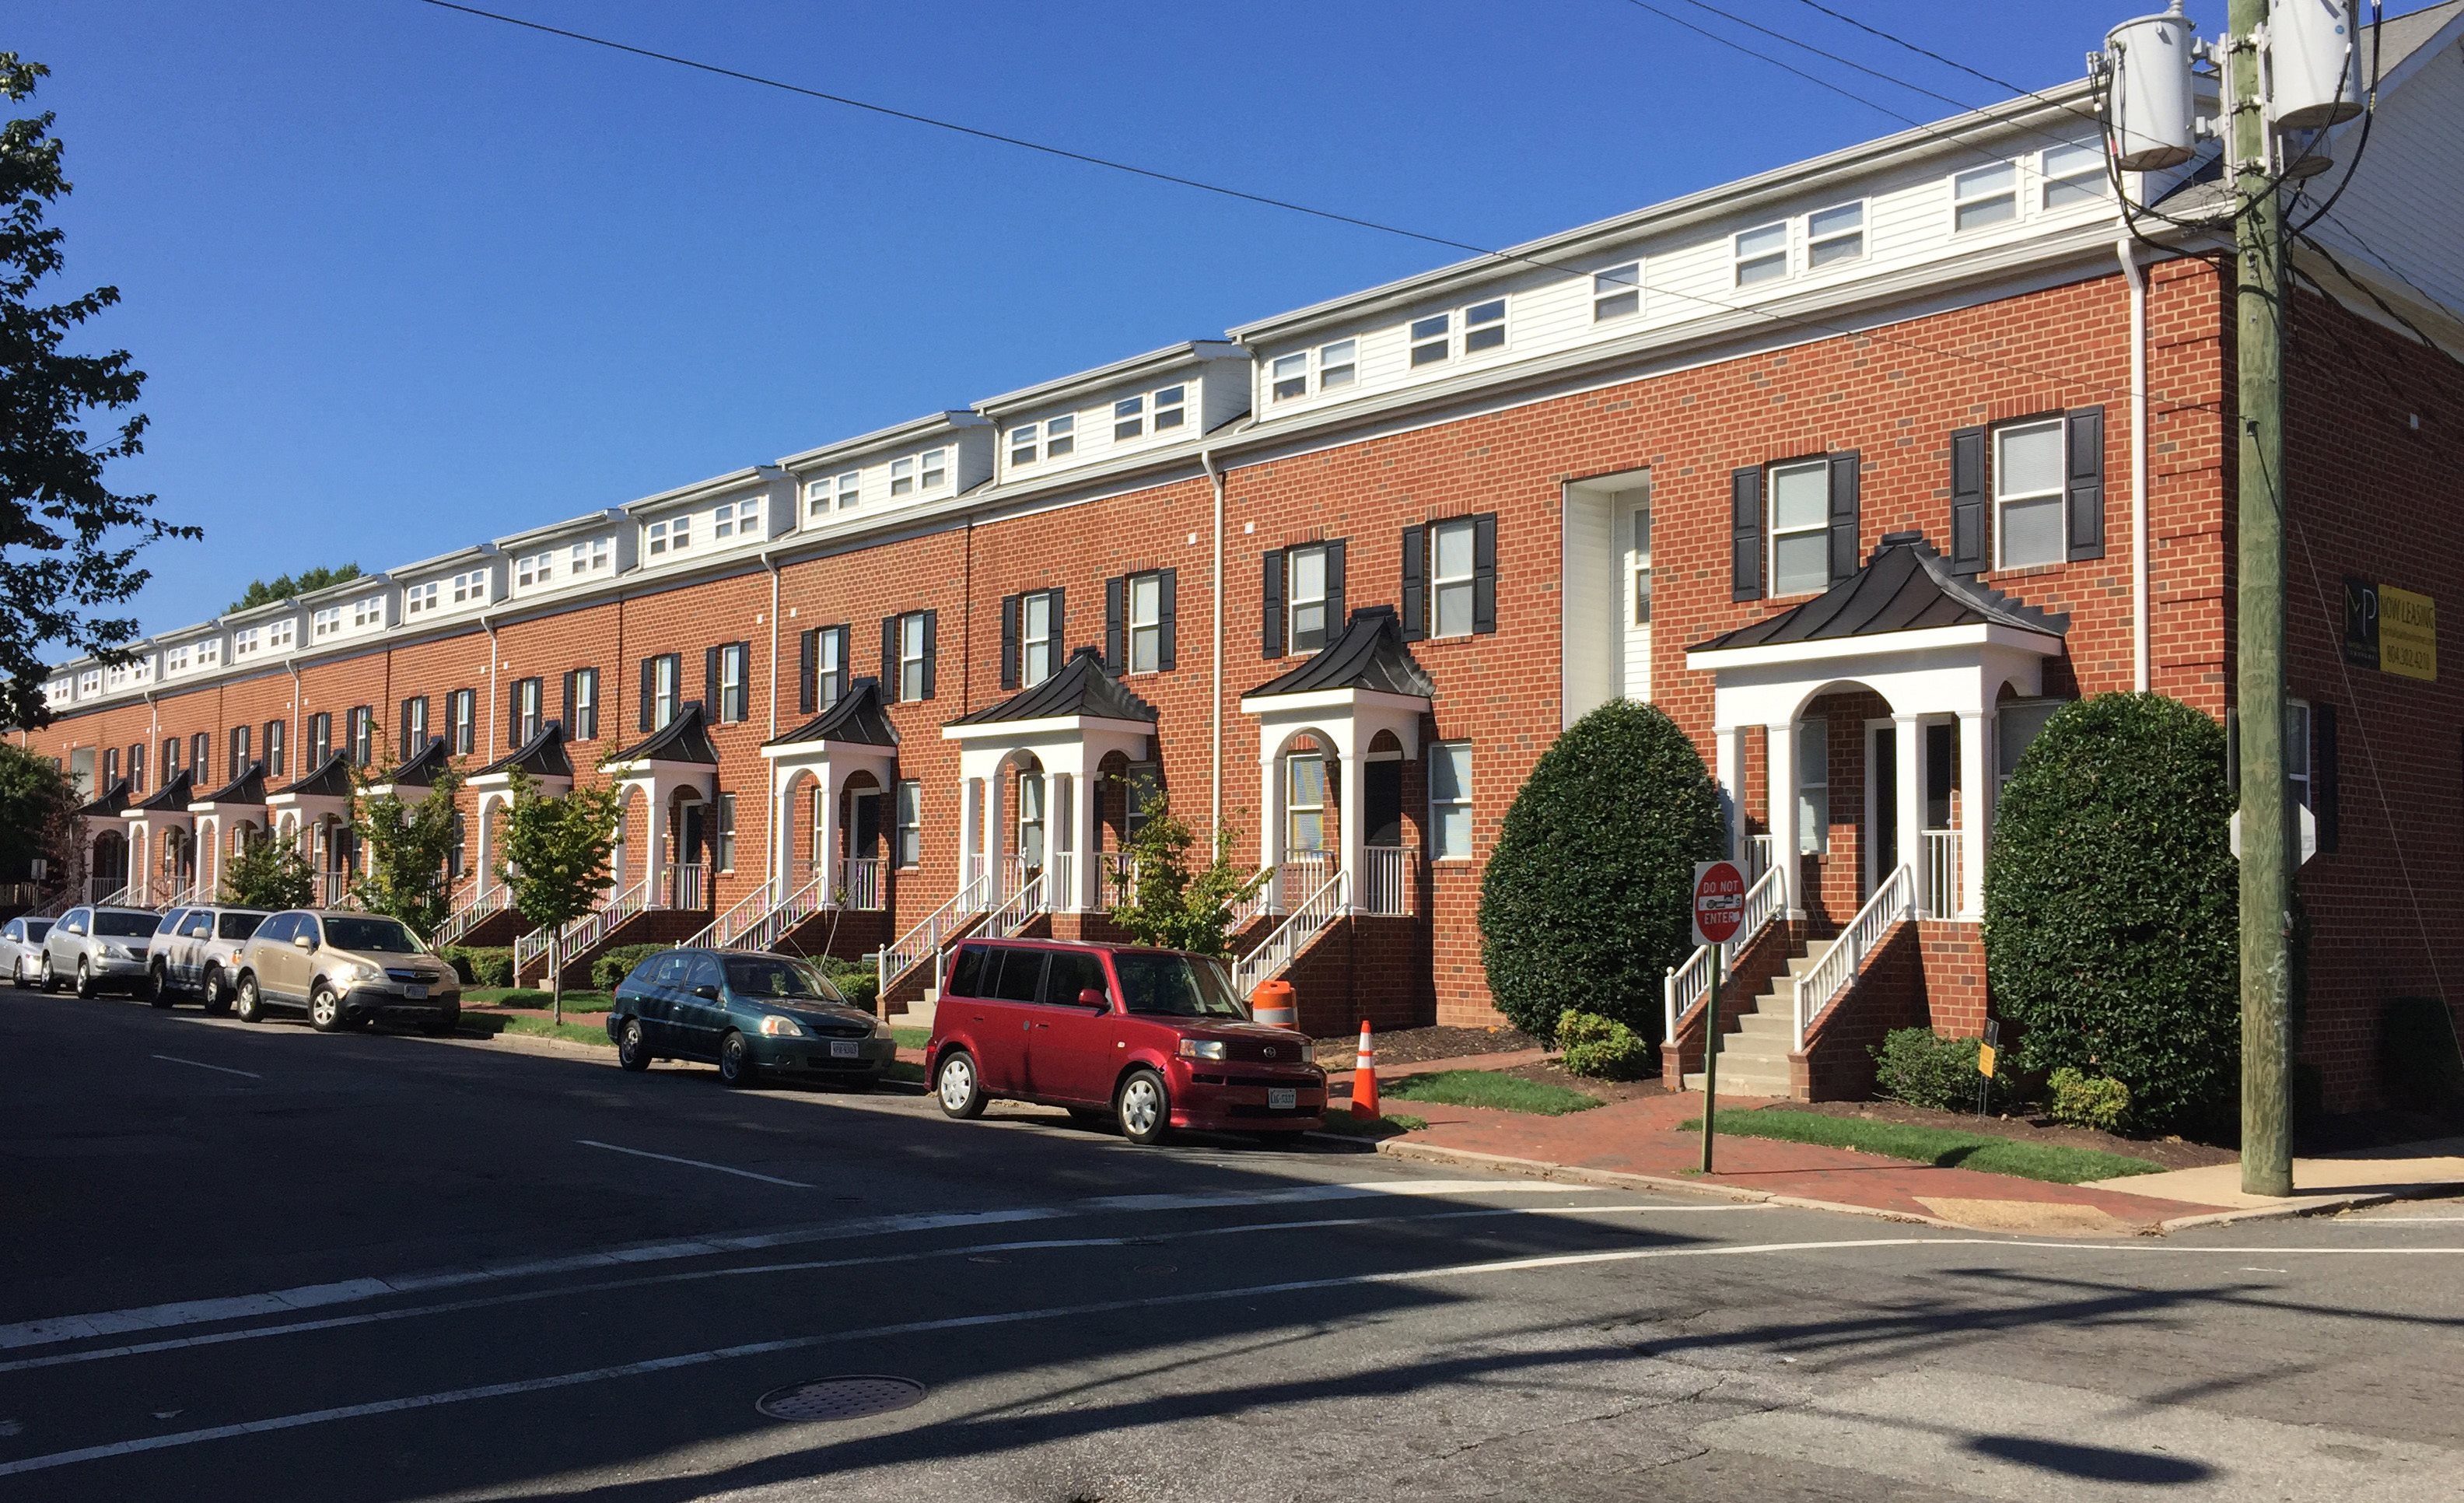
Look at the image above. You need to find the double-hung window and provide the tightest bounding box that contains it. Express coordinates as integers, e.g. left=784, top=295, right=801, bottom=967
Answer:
left=1430, top=741, right=1472, bottom=860
left=565, top=542, right=605, bottom=578
left=1429, top=518, right=1477, bottom=638
left=1271, top=353, right=1309, bottom=401
left=1734, top=221, right=1789, bottom=284
left=1007, top=425, right=1040, bottom=467
left=448, top=689, right=475, bottom=755
left=402, top=696, right=429, bottom=755
left=1151, top=384, right=1185, bottom=430
left=1633, top=505, right=1654, bottom=626
left=405, top=581, right=439, bottom=616
left=712, top=498, right=761, bottom=541
left=1285, top=754, right=1327, bottom=855
left=307, top=713, right=332, bottom=767
left=352, top=597, right=382, bottom=630
left=229, top=725, right=251, bottom=783
left=1993, top=419, right=2066, bottom=569
left=1767, top=459, right=1833, bottom=596
left=1593, top=261, right=1641, bottom=321
left=569, top=668, right=598, bottom=741
left=895, top=613, right=930, bottom=702
left=715, top=794, right=737, bottom=873
left=512, top=678, right=544, bottom=745
left=1952, top=163, right=2018, bottom=231
left=193, top=732, right=210, bottom=780
left=348, top=706, right=375, bottom=766
left=166, top=644, right=191, bottom=674
left=833, top=471, right=859, bottom=510
left=1409, top=313, right=1451, bottom=366
left=894, top=780, right=922, bottom=868
left=1316, top=339, right=1356, bottom=391
left=1807, top=201, right=1865, bottom=267
left=800, top=625, right=848, bottom=712
left=806, top=478, right=832, bottom=516
left=646, top=654, right=681, bottom=730
left=715, top=643, right=748, bottom=723
left=1126, top=573, right=1164, bottom=673
left=646, top=517, right=688, bottom=556
left=1288, top=543, right=1334, bottom=653
left=890, top=457, right=915, bottom=493
left=1796, top=717, right=1829, bottom=855
left=162, top=737, right=180, bottom=780
left=1021, top=590, right=1059, bottom=686
left=264, top=719, right=286, bottom=776
left=196, top=640, right=220, bottom=669
left=313, top=606, right=341, bottom=639
left=1114, top=394, right=1146, bottom=441
left=516, top=551, right=552, bottom=587
left=2040, top=142, right=2106, bottom=208
left=1462, top=298, right=1507, bottom=353
left=921, top=446, right=950, bottom=486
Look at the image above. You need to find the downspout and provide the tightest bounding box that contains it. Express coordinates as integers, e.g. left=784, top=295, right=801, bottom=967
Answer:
left=761, top=545, right=781, bottom=899
left=482, top=613, right=501, bottom=753
left=2119, top=236, right=2151, bottom=692
left=1201, top=447, right=1225, bottom=839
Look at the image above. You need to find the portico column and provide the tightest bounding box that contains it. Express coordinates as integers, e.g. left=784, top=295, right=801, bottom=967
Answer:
left=957, top=776, right=982, bottom=900
left=770, top=770, right=796, bottom=895
left=1957, top=710, right=1990, bottom=919
left=1338, top=742, right=1367, bottom=915
left=1050, top=774, right=1075, bottom=913
left=1713, top=727, right=1743, bottom=862
left=1894, top=714, right=1927, bottom=913
left=1765, top=720, right=1800, bottom=916
left=985, top=767, right=1010, bottom=901
left=1258, top=752, right=1279, bottom=884
left=1079, top=764, right=1104, bottom=913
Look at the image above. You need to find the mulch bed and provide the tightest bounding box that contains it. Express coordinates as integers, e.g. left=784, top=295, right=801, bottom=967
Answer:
left=1312, top=1024, right=1543, bottom=1067
left=1765, top=1098, right=2237, bottom=1170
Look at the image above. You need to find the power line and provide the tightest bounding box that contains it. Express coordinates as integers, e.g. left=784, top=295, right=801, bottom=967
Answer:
left=411, top=0, right=2217, bottom=416
left=1781, top=0, right=2106, bottom=132
left=1632, top=0, right=1985, bottom=119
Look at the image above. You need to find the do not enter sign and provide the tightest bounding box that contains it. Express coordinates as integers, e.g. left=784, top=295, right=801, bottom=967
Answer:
left=1692, top=860, right=1748, bottom=948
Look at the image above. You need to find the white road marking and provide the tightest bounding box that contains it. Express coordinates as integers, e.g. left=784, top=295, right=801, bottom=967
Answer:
left=575, top=1138, right=813, bottom=1188
left=149, top=1055, right=261, bottom=1081
left=0, top=1179, right=1590, bottom=1352
left=10, top=1233, right=2461, bottom=1478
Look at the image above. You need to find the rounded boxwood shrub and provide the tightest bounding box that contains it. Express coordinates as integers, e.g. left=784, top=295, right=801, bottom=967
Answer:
left=1479, top=700, right=1724, bottom=1044
left=1556, top=1010, right=1654, bottom=1079
left=1872, top=1026, right=2014, bottom=1113
left=591, top=942, right=670, bottom=992
left=1985, top=692, right=2238, bottom=1135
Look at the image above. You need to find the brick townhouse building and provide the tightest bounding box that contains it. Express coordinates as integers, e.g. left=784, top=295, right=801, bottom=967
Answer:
left=19, top=6, right=2464, bottom=1110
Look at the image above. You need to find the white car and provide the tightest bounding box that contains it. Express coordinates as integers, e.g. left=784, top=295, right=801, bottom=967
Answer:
left=40, top=906, right=163, bottom=997
left=143, top=905, right=272, bottom=1012
left=3, top=916, right=57, bottom=988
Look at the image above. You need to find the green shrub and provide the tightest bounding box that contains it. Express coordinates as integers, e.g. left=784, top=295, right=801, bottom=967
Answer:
left=1984, top=693, right=2238, bottom=1134
left=1556, top=1010, right=1654, bottom=1080
left=1478, top=701, right=1724, bottom=1044
left=1872, top=1027, right=2013, bottom=1112
left=812, top=955, right=880, bottom=1013
left=443, top=946, right=513, bottom=988
left=2046, top=1067, right=2132, bottom=1133
left=591, top=943, right=669, bottom=992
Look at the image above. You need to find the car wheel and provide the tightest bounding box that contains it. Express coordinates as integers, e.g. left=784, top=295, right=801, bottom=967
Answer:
left=39, top=955, right=59, bottom=994
left=201, top=967, right=230, bottom=1015
left=75, top=958, right=96, bottom=1000
left=233, top=972, right=265, bottom=1024
left=308, top=983, right=345, bottom=1032
left=422, top=1004, right=460, bottom=1038
left=10, top=955, right=26, bottom=990
left=147, top=963, right=175, bottom=1008
left=716, top=1031, right=758, bottom=1088
left=935, top=1051, right=986, bottom=1119
left=615, top=1016, right=653, bottom=1072
left=1115, top=1067, right=1171, bottom=1147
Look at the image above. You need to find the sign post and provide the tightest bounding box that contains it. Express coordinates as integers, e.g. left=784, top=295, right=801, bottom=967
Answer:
left=1692, top=860, right=1747, bottom=1174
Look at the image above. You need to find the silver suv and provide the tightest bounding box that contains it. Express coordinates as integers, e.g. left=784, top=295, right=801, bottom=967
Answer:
left=233, top=909, right=461, bottom=1034
left=40, top=906, right=163, bottom=997
left=143, top=905, right=272, bottom=1014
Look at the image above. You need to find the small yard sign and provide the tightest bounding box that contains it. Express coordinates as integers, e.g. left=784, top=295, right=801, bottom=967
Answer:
left=1692, top=860, right=1747, bottom=948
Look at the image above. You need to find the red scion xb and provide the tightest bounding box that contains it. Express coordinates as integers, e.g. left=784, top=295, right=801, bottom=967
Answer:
left=925, top=938, right=1326, bottom=1144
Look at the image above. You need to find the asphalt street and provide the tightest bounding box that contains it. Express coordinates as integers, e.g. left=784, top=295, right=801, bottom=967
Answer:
left=2, top=988, right=2459, bottom=1501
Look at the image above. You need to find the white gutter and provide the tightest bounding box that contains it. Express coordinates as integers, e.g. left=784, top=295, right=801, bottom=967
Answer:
left=1201, top=447, right=1226, bottom=839
left=2118, top=236, right=2151, bottom=693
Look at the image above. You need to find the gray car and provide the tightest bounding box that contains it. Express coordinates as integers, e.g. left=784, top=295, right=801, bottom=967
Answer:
left=40, top=906, right=163, bottom=998
left=4, top=916, right=57, bottom=988
left=143, top=905, right=272, bottom=1013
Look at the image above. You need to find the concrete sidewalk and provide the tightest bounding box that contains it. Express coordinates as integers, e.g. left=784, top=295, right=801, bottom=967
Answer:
left=2085, top=1137, right=2464, bottom=1224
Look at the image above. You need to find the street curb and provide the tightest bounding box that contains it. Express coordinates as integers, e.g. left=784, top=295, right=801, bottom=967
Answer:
left=2155, top=1182, right=2464, bottom=1232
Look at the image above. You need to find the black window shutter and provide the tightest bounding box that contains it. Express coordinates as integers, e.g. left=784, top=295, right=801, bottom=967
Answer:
left=399, top=700, right=413, bottom=762
left=999, top=594, right=1020, bottom=689
left=880, top=618, right=898, bottom=702
left=704, top=646, right=720, bottom=720
left=1157, top=569, right=1178, bottom=671
left=919, top=611, right=937, bottom=700
left=1949, top=426, right=1987, bottom=575
left=1827, top=452, right=1862, bottom=583
left=1731, top=467, right=1765, bottom=601
left=2315, top=702, right=2339, bottom=853
left=639, top=658, right=654, bottom=732
left=1472, top=513, right=1498, bottom=634
left=508, top=683, right=522, bottom=748
left=797, top=629, right=817, bottom=715
left=736, top=641, right=753, bottom=721
left=1104, top=576, right=1127, bottom=672
left=1399, top=525, right=1426, bottom=641
left=1326, top=539, right=1347, bottom=630
left=1262, top=551, right=1286, bottom=658
left=561, top=673, right=575, bottom=734
left=2065, top=406, right=2106, bottom=561
left=1048, top=586, right=1065, bottom=647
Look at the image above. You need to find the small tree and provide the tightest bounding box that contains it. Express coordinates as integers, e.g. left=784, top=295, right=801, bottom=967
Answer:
left=1107, top=795, right=1266, bottom=961
left=1985, top=692, right=2238, bottom=1135
left=221, top=834, right=314, bottom=909
left=0, top=742, right=77, bottom=888
left=351, top=759, right=464, bottom=939
left=495, top=768, right=620, bottom=1021
left=1479, top=700, right=1724, bottom=1044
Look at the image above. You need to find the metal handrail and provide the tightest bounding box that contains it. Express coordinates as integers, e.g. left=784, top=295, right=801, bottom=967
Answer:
left=433, top=880, right=511, bottom=948
left=515, top=874, right=648, bottom=974
left=1791, top=864, right=1913, bottom=1051
left=1359, top=846, right=1413, bottom=917
left=987, top=871, right=1045, bottom=939
left=730, top=874, right=826, bottom=953
left=1661, top=862, right=1787, bottom=1043
left=1921, top=829, right=1959, bottom=919
left=677, top=879, right=774, bottom=952
left=877, top=871, right=992, bottom=1000
left=1225, top=864, right=1276, bottom=928
left=1234, top=865, right=1348, bottom=997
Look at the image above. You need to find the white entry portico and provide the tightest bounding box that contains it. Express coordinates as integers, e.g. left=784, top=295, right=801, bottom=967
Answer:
left=762, top=678, right=899, bottom=909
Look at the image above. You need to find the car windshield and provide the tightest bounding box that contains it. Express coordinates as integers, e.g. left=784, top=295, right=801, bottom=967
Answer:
left=93, top=912, right=159, bottom=937
left=724, top=957, right=846, bottom=1004
left=1112, top=952, right=1248, bottom=1019
left=23, top=920, right=51, bottom=941
left=322, top=917, right=422, bottom=954
left=218, top=912, right=268, bottom=940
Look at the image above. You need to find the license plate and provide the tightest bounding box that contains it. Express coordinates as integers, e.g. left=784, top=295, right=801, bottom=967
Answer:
left=404, top=984, right=427, bottom=1000
left=831, top=1040, right=859, bottom=1059
left=1268, top=1088, right=1297, bottom=1111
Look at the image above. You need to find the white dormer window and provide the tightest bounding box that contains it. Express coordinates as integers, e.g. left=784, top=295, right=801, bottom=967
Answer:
left=712, top=498, right=761, bottom=541
left=105, top=661, right=129, bottom=689
left=565, top=542, right=606, bottom=577
left=1007, top=425, right=1038, bottom=467
left=166, top=644, right=191, bottom=674
left=455, top=565, right=494, bottom=599
left=1020, top=426, right=1053, bottom=468
left=2040, top=142, right=2106, bottom=208
left=352, top=597, right=382, bottom=629
left=891, top=456, right=915, bottom=494
left=1317, top=339, right=1356, bottom=390
left=1593, top=262, right=1641, bottom=321
left=646, top=517, right=689, bottom=556
left=922, top=446, right=950, bottom=485
left=268, top=618, right=295, bottom=650
left=233, top=629, right=260, bottom=658
left=1114, top=394, right=1145, bottom=441
left=1807, top=201, right=1864, bottom=267
left=515, top=551, right=552, bottom=587
left=1953, top=162, right=2018, bottom=231
left=195, top=640, right=220, bottom=669
left=1153, top=384, right=1185, bottom=431
left=78, top=668, right=101, bottom=695
left=406, top=581, right=440, bottom=615
left=1271, top=354, right=1308, bottom=401
left=1734, top=222, right=1789, bottom=285
left=805, top=478, right=831, bottom=515
left=1464, top=298, right=1506, bottom=354
left=835, top=471, right=859, bottom=510
left=313, top=606, right=342, bottom=639
left=46, top=678, right=68, bottom=704
left=1409, top=313, right=1450, bottom=366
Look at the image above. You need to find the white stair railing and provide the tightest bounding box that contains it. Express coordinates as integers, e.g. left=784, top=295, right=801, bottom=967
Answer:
left=1234, top=865, right=1348, bottom=997
left=434, top=880, right=511, bottom=948
left=1226, top=864, right=1276, bottom=928
left=1921, top=829, right=1960, bottom=918
left=677, top=879, right=773, bottom=952
left=1791, top=864, right=1913, bottom=1051
left=986, top=871, right=1046, bottom=939
left=1662, top=862, right=1787, bottom=1043
left=516, top=875, right=649, bottom=977
left=730, top=874, right=826, bottom=954
left=877, top=871, right=992, bottom=1000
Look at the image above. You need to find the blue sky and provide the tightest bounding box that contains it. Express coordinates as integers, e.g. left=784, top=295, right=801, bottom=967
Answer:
left=13, top=0, right=2151, bottom=640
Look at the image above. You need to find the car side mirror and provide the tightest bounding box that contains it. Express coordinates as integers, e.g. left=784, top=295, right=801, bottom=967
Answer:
left=1077, top=988, right=1108, bottom=1010
left=292, top=932, right=313, bottom=950
left=692, top=984, right=719, bottom=1000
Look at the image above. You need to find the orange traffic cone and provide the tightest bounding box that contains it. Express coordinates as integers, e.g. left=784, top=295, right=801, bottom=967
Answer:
left=1349, top=1019, right=1381, bottom=1119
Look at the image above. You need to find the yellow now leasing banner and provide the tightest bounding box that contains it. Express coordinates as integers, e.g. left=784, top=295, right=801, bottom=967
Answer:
left=2378, top=583, right=2438, bottom=681
left=1977, top=1043, right=1997, bottom=1079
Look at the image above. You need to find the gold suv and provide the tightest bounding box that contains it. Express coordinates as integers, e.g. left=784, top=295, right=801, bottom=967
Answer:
left=232, top=909, right=461, bottom=1034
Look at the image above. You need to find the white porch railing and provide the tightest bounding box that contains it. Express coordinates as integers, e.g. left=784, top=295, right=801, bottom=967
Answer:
left=434, top=880, right=511, bottom=948
left=677, top=879, right=774, bottom=952
left=837, top=857, right=886, bottom=911
left=1099, top=851, right=1139, bottom=906
left=1227, top=864, right=1275, bottom=928
left=1045, top=850, right=1075, bottom=913
left=1234, top=864, right=1348, bottom=997
left=1745, top=832, right=1776, bottom=885
left=878, top=871, right=992, bottom=1000
left=1270, top=851, right=1335, bottom=914
left=1921, top=829, right=1959, bottom=919
left=998, top=853, right=1045, bottom=903
left=987, top=871, right=1046, bottom=938
left=1359, top=845, right=1413, bottom=917
left=1662, top=862, right=1787, bottom=1044
left=516, top=874, right=649, bottom=976
left=663, top=862, right=709, bottom=912
left=728, top=874, right=828, bottom=954
left=317, top=870, right=352, bottom=908
left=1792, top=864, right=1914, bottom=1051
left=91, top=881, right=132, bottom=909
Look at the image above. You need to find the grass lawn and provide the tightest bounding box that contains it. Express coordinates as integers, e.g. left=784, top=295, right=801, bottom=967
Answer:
left=490, top=1014, right=615, bottom=1048
left=1385, top=1070, right=1601, bottom=1116
left=890, top=1026, right=932, bottom=1051
left=467, top=989, right=614, bottom=1013
left=884, top=1060, right=926, bottom=1085
left=1683, top=1108, right=2162, bottom=1184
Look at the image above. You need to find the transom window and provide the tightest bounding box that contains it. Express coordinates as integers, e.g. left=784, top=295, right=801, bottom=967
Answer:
left=1734, top=222, right=1789, bottom=285
left=2040, top=142, right=2107, bottom=208
left=1127, top=572, right=1164, bottom=674
left=1593, top=261, right=1641, bottom=321
left=1767, top=459, right=1832, bottom=596
left=1022, top=590, right=1059, bottom=686
left=1462, top=298, right=1506, bottom=353
left=1953, top=162, right=2018, bottom=231
left=1409, top=313, right=1451, bottom=366
left=1288, top=544, right=1334, bottom=653
left=1430, top=518, right=1476, bottom=638
left=1806, top=201, right=1864, bottom=267
left=1993, top=419, right=2067, bottom=569
left=1286, top=753, right=1327, bottom=855
left=646, top=517, right=690, bottom=555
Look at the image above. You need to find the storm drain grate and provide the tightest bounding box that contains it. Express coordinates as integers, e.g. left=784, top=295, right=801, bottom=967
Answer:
left=757, top=1375, right=928, bottom=1424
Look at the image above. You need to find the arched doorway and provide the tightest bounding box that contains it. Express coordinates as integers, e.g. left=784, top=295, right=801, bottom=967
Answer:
left=89, top=829, right=128, bottom=902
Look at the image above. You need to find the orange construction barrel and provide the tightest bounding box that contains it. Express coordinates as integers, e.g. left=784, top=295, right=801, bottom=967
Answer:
left=1251, top=978, right=1297, bottom=1030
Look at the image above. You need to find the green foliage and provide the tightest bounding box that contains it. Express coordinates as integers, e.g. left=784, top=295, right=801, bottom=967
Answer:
left=219, top=836, right=313, bottom=910
left=1104, top=794, right=1266, bottom=960
left=590, top=942, right=669, bottom=992
left=1689, top=1109, right=2161, bottom=1183
left=2046, top=1067, right=2133, bottom=1133
left=495, top=768, right=621, bottom=1007
left=350, top=759, right=464, bottom=937
left=1985, top=693, right=2239, bottom=1134
left=1383, top=1068, right=1603, bottom=1116
left=1556, top=1009, right=1654, bottom=1080
left=0, top=742, right=75, bottom=881
left=1478, top=701, right=1724, bottom=1044
left=443, top=945, right=513, bottom=988
left=225, top=563, right=360, bottom=617
left=1872, top=1027, right=2014, bottom=1113
left=810, top=954, right=880, bottom=1014
left=0, top=56, right=199, bottom=731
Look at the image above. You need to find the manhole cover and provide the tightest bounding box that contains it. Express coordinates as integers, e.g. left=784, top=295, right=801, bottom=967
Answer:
left=757, top=1376, right=928, bottom=1423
